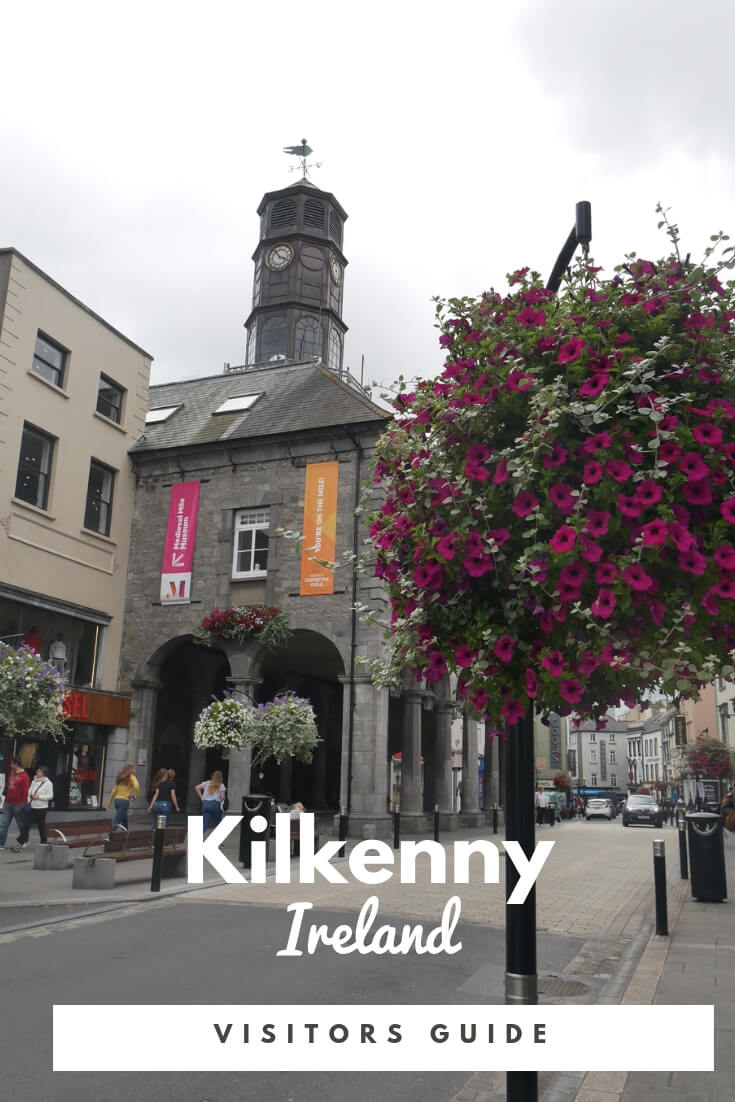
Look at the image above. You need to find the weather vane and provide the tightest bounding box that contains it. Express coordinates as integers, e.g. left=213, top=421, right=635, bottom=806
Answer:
left=283, top=138, right=322, bottom=181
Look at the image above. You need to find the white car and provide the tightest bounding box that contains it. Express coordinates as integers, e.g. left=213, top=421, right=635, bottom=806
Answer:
left=585, top=798, right=614, bottom=820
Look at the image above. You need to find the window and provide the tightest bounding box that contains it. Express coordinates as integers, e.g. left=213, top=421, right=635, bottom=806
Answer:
left=611, top=774, right=617, bottom=787
left=295, top=317, right=322, bottom=360
left=589, top=732, right=596, bottom=743
left=609, top=751, right=616, bottom=764
left=32, top=332, right=67, bottom=388
left=145, top=406, right=180, bottom=424
left=304, top=198, right=325, bottom=228
left=270, top=198, right=296, bottom=231
left=328, top=328, right=342, bottom=373
left=15, top=423, right=55, bottom=509
left=609, top=733, right=615, bottom=743
left=213, top=394, right=260, bottom=415
left=589, top=750, right=597, bottom=764
left=247, top=323, right=257, bottom=365
left=261, top=317, right=286, bottom=361
left=84, top=460, right=115, bottom=536
left=232, top=509, right=270, bottom=578
left=96, top=375, right=124, bottom=423
left=329, top=209, right=342, bottom=246
left=591, top=773, right=597, bottom=786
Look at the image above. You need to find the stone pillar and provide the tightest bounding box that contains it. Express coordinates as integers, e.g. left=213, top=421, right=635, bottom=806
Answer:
left=127, top=678, right=162, bottom=804
left=459, top=714, right=484, bottom=828
left=434, top=699, right=458, bottom=831
left=485, top=727, right=503, bottom=827
left=338, top=674, right=392, bottom=838
left=225, top=673, right=262, bottom=812
left=399, top=688, right=429, bottom=833
left=311, top=735, right=328, bottom=809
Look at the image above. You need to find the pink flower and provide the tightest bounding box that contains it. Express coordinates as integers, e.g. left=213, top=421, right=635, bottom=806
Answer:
left=541, top=445, right=568, bottom=469
left=528, top=558, right=548, bottom=582
left=642, top=295, right=668, bottom=315
left=715, top=580, right=735, bottom=600
left=463, top=554, right=494, bottom=577
left=658, top=441, right=681, bottom=463
left=471, top=689, right=489, bottom=713
left=635, top=480, right=664, bottom=507
left=549, top=525, right=576, bottom=553
left=455, top=644, right=477, bottom=667
left=494, top=635, right=515, bottom=663
left=501, top=698, right=526, bottom=724
left=579, top=651, right=600, bottom=675
left=678, top=549, right=707, bottom=575
left=556, top=580, right=582, bottom=603
left=436, top=532, right=461, bottom=560
left=464, top=460, right=490, bottom=482
left=622, top=564, right=653, bottom=591
left=413, top=563, right=444, bottom=590
left=489, top=528, right=511, bottom=548
left=512, top=491, right=539, bottom=518
left=641, top=519, right=668, bottom=547
left=558, top=338, right=586, bottom=364
left=559, top=678, right=585, bottom=705
left=682, top=479, right=712, bottom=506
left=721, top=498, right=735, bottom=525
left=617, top=495, right=642, bottom=519
left=492, top=457, right=509, bottom=484
left=679, top=452, right=710, bottom=482
left=506, top=369, right=535, bottom=392
left=516, top=306, right=546, bottom=327
left=583, top=460, right=603, bottom=485
left=648, top=599, right=666, bottom=625
left=714, top=544, right=735, bottom=571
left=591, top=588, right=617, bottom=619
left=692, top=423, right=723, bottom=447
left=606, top=458, right=632, bottom=483
left=585, top=511, right=611, bottom=537
left=541, top=651, right=565, bottom=676
left=426, top=651, right=447, bottom=681
left=581, top=431, right=612, bottom=455
left=579, top=374, right=610, bottom=398
left=525, top=668, right=538, bottom=697
left=595, top=562, right=617, bottom=585
left=668, top=522, right=694, bottom=552
left=559, top=561, right=588, bottom=587
left=702, top=590, right=721, bottom=617
left=579, top=537, right=603, bottom=562
left=548, top=482, right=576, bottom=514
left=466, top=442, right=491, bottom=464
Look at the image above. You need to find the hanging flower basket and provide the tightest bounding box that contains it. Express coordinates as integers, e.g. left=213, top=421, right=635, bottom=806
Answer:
left=0, top=642, right=68, bottom=741
left=686, top=733, right=734, bottom=778
left=193, top=605, right=291, bottom=650
left=193, top=691, right=319, bottom=768
left=552, top=770, right=573, bottom=791
left=369, top=219, right=735, bottom=726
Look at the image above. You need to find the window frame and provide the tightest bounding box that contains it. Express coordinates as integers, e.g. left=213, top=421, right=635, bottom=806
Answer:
left=83, top=458, right=116, bottom=537
left=15, top=422, right=55, bottom=510
left=96, top=374, right=125, bottom=424
left=231, top=509, right=270, bottom=580
left=32, top=332, right=68, bottom=389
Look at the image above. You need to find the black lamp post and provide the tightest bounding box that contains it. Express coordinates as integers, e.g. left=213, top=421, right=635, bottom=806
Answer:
left=504, top=201, right=591, bottom=1102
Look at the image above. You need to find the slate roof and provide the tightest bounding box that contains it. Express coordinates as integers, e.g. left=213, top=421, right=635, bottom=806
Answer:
left=132, top=359, right=390, bottom=453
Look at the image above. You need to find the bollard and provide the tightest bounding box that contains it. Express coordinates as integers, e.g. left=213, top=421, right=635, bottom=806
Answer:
left=339, top=807, right=347, bottom=842
left=493, top=804, right=498, bottom=835
left=150, top=814, right=167, bottom=893
left=653, top=839, right=668, bottom=936
left=393, top=809, right=400, bottom=850
left=433, top=804, right=440, bottom=843
left=677, top=816, right=689, bottom=880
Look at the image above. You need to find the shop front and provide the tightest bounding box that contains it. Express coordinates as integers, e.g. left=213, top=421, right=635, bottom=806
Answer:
left=0, top=689, right=130, bottom=812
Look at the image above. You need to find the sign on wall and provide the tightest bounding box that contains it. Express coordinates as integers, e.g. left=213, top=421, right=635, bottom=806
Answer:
left=299, top=462, right=338, bottom=596
left=674, top=714, right=688, bottom=746
left=160, top=481, right=201, bottom=603
left=548, top=713, right=562, bottom=769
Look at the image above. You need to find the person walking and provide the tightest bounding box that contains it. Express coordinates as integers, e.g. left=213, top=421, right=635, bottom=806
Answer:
left=147, top=768, right=180, bottom=827
left=14, top=766, right=54, bottom=849
left=195, top=771, right=227, bottom=832
left=106, top=763, right=139, bottom=832
left=535, top=785, right=547, bottom=828
left=0, top=762, right=30, bottom=850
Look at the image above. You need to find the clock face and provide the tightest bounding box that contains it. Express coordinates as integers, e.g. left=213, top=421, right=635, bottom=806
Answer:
left=330, top=256, right=342, bottom=284
left=265, top=243, right=294, bottom=271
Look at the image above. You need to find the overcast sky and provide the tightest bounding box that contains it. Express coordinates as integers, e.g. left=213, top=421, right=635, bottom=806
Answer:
left=3, top=0, right=734, bottom=396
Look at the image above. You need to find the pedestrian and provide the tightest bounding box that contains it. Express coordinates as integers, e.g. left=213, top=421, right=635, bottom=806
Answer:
left=534, top=785, right=547, bottom=827
left=147, top=768, right=180, bottom=827
left=105, top=763, right=139, bottom=832
left=13, top=766, right=54, bottom=849
left=668, top=800, right=675, bottom=826
left=195, top=770, right=227, bottom=832
left=0, top=761, right=31, bottom=850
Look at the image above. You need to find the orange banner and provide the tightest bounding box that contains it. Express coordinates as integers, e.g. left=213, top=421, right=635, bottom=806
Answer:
left=300, top=461, right=339, bottom=595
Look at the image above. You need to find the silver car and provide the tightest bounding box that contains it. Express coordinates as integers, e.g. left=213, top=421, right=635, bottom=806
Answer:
left=585, top=798, right=614, bottom=820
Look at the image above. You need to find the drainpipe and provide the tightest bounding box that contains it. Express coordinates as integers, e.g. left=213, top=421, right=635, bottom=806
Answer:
left=343, top=425, right=362, bottom=817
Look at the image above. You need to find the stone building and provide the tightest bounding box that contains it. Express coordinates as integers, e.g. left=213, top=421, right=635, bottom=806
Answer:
left=118, top=177, right=479, bottom=837
left=0, top=248, right=152, bottom=806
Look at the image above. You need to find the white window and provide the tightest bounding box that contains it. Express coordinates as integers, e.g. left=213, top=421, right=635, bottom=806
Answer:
left=611, top=773, right=617, bottom=787
left=145, top=406, right=180, bottom=424
left=609, top=733, right=615, bottom=743
left=232, top=509, right=270, bottom=579
left=213, top=394, right=259, bottom=415
left=589, top=750, right=597, bottom=764
left=591, top=773, right=597, bottom=786
left=609, top=751, right=616, bottom=764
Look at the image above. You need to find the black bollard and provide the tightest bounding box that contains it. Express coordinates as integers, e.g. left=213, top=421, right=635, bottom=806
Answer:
left=150, top=814, right=166, bottom=893
left=653, top=839, right=668, bottom=936
left=433, top=804, right=440, bottom=843
left=677, top=816, right=689, bottom=880
left=339, top=807, right=347, bottom=842
left=393, top=809, right=400, bottom=850
left=493, top=804, right=498, bottom=835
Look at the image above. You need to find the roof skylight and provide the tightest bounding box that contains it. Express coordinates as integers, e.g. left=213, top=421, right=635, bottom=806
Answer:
left=145, top=405, right=180, bottom=424
left=213, top=394, right=260, bottom=415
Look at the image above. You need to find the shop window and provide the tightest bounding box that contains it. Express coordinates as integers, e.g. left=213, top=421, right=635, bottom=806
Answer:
left=232, top=509, right=270, bottom=579
left=15, top=423, right=55, bottom=510
left=32, top=332, right=67, bottom=388
left=69, top=739, right=105, bottom=808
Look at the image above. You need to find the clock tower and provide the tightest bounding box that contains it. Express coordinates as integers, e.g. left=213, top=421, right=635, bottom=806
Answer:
left=244, top=178, right=348, bottom=375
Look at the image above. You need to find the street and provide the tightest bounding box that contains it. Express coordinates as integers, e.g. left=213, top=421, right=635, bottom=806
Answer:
left=0, top=818, right=684, bottom=1102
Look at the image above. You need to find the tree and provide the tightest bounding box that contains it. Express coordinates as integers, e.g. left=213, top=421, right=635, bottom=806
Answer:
left=369, top=220, right=735, bottom=726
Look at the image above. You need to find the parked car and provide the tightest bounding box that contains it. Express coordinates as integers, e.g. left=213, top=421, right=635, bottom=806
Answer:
left=585, top=798, right=614, bottom=820
left=622, top=794, right=664, bottom=828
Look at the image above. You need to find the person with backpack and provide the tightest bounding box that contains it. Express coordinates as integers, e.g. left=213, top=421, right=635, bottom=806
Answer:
left=14, top=766, right=54, bottom=848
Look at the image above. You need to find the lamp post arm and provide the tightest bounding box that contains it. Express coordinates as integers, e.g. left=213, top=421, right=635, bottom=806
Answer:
left=546, top=201, right=592, bottom=292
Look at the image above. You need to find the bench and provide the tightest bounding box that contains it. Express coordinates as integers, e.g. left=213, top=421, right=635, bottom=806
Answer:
left=33, top=817, right=112, bottom=870
left=72, top=826, right=187, bottom=890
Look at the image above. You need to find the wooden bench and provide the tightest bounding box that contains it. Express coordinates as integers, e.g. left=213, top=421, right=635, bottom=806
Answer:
left=33, top=817, right=112, bottom=869
left=72, top=826, right=187, bottom=889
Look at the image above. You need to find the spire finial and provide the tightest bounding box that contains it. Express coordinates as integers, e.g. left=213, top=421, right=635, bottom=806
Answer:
left=282, top=138, right=322, bottom=181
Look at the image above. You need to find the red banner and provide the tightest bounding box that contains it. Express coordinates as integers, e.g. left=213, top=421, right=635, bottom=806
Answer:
left=160, top=481, right=200, bottom=603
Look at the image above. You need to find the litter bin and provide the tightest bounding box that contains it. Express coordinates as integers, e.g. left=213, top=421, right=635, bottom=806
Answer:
left=686, top=811, right=727, bottom=902
left=239, top=793, right=273, bottom=868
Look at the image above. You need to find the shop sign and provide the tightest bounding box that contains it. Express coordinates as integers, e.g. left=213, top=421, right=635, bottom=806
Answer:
left=160, top=481, right=201, bottom=603
left=299, top=461, right=338, bottom=596
left=63, top=690, right=131, bottom=728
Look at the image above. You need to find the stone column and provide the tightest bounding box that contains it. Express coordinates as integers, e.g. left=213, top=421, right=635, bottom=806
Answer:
left=399, top=687, right=429, bottom=833
left=459, top=714, right=484, bottom=828
left=225, top=673, right=262, bottom=812
left=338, top=673, right=392, bottom=838
left=484, top=726, right=503, bottom=827
left=434, top=699, right=458, bottom=831
left=127, top=678, right=162, bottom=803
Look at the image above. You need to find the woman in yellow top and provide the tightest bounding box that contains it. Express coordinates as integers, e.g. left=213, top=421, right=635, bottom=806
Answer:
left=106, top=763, right=140, bottom=832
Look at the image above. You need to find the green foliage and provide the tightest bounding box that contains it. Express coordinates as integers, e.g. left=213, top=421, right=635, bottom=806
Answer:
left=0, top=643, right=67, bottom=741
